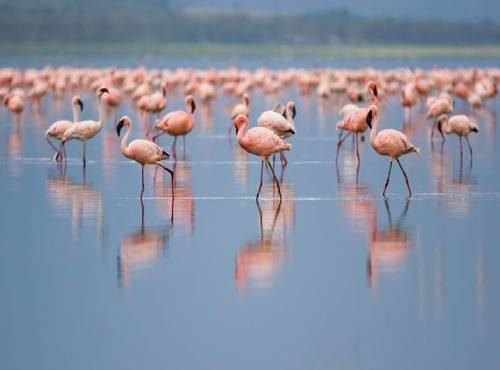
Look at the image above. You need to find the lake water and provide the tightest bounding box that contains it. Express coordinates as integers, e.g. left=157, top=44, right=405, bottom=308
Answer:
left=1, top=55, right=500, bottom=370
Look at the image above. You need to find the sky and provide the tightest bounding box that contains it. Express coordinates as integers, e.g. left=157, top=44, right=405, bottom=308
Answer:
left=173, top=0, right=500, bottom=22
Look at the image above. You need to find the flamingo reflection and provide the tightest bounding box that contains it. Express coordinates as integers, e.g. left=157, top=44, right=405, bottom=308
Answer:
left=46, top=165, right=104, bottom=242
left=236, top=194, right=294, bottom=292
left=429, top=143, right=475, bottom=217
left=153, top=160, right=194, bottom=232
left=367, top=199, right=411, bottom=289
left=336, top=149, right=376, bottom=232
left=118, top=200, right=171, bottom=287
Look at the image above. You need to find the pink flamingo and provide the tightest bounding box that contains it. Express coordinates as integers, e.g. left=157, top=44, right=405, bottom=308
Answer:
left=45, top=95, right=83, bottom=161
left=61, top=87, right=109, bottom=166
left=336, top=81, right=379, bottom=163
left=148, top=86, right=167, bottom=117
left=116, top=116, right=173, bottom=199
left=3, top=93, right=24, bottom=115
left=367, top=105, right=420, bottom=197
left=436, top=114, right=479, bottom=157
left=234, top=114, right=291, bottom=200
left=152, top=95, right=196, bottom=159
left=257, top=101, right=296, bottom=167
left=230, top=92, right=250, bottom=120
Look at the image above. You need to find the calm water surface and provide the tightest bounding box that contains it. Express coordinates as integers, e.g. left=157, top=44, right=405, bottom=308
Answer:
left=1, top=56, right=500, bottom=370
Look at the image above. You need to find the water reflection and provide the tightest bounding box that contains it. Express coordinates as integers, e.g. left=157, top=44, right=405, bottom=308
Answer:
left=429, top=143, right=475, bottom=217
left=153, top=160, right=194, bottom=233
left=336, top=150, right=375, bottom=232
left=235, top=194, right=294, bottom=292
left=118, top=200, right=171, bottom=287
left=46, top=164, right=104, bottom=242
left=367, top=199, right=411, bottom=289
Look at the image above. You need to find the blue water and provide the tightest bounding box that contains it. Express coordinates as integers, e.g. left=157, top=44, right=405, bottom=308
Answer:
left=1, top=57, right=499, bottom=370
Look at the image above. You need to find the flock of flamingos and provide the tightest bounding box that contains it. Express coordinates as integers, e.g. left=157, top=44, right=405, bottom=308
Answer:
left=1, top=66, right=498, bottom=202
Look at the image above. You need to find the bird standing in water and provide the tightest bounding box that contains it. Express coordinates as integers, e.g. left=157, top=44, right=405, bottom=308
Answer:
left=117, top=116, right=174, bottom=199
left=234, top=114, right=291, bottom=200
left=61, top=87, right=109, bottom=167
left=366, top=105, right=420, bottom=197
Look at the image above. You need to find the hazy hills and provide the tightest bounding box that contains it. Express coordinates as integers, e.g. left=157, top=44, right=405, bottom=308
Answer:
left=0, top=0, right=499, bottom=46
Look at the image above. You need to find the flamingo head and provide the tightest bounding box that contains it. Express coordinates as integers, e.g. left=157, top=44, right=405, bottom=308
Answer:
left=285, top=101, right=296, bottom=120
left=234, top=114, right=248, bottom=135
left=436, top=114, right=448, bottom=134
left=366, top=105, right=379, bottom=129
left=367, top=81, right=378, bottom=98
left=243, top=92, right=250, bottom=106
left=97, top=87, right=109, bottom=98
left=185, top=95, right=196, bottom=113
left=72, top=96, right=84, bottom=111
left=116, top=116, right=131, bottom=137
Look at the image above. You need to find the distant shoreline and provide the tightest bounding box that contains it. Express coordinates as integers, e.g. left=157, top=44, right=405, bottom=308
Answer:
left=1, top=43, right=500, bottom=58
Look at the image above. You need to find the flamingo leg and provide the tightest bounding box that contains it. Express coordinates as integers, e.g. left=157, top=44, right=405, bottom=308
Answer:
left=383, top=160, right=393, bottom=197
left=396, top=159, right=412, bottom=197
left=431, top=121, right=435, bottom=140
left=140, top=165, right=145, bottom=199
left=152, top=132, right=162, bottom=143
left=465, top=136, right=473, bottom=156
left=266, top=158, right=282, bottom=200
left=46, top=137, right=61, bottom=161
left=82, top=141, right=86, bottom=167
left=336, top=131, right=352, bottom=163
left=280, top=152, right=288, bottom=168
left=459, top=136, right=463, bottom=158
left=172, top=136, right=177, bottom=160
left=156, top=163, right=174, bottom=197
left=355, top=133, right=360, bottom=163
left=62, top=142, right=67, bottom=162
left=256, top=159, right=264, bottom=200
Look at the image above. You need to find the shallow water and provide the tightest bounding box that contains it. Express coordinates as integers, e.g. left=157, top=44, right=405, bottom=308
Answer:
left=1, top=57, right=500, bottom=370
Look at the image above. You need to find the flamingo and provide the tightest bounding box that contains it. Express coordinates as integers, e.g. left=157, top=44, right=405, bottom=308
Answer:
left=45, top=95, right=83, bottom=161
left=336, top=81, right=379, bottom=162
left=3, top=93, right=25, bottom=114
left=401, top=84, right=417, bottom=122
left=152, top=95, right=196, bottom=159
left=230, top=92, right=250, bottom=120
left=366, top=105, right=420, bottom=197
left=234, top=114, right=291, bottom=200
left=436, top=114, right=479, bottom=157
left=426, top=96, right=454, bottom=139
left=116, top=116, right=173, bottom=199
left=257, top=101, right=296, bottom=167
left=61, top=87, right=109, bottom=166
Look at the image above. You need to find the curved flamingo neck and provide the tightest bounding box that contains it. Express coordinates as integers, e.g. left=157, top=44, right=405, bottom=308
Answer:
left=286, top=105, right=295, bottom=126
left=72, top=104, right=81, bottom=123
left=185, top=100, right=192, bottom=114
left=121, top=122, right=132, bottom=157
left=236, top=121, right=249, bottom=145
left=96, top=94, right=105, bottom=127
left=369, top=114, right=380, bottom=148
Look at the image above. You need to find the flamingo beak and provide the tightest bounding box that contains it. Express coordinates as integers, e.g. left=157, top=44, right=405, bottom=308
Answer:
left=98, top=87, right=110, bottom=97
left=116, top=119, right=125, bottom=136
left=373, top=86, right=378, bottom=97
left=190, top=99, right=196, bottom=113
left=366, top=110, right=373, bottom=129
left=292, top=105, right=297, bottom=119
left=77, top=98, right=84, bottom=111
left=437, top=120, right=443, bottom=134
